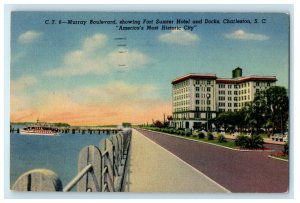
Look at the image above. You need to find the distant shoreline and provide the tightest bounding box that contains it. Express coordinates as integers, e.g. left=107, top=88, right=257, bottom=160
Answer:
left=10, top=122, right=119, bottom=128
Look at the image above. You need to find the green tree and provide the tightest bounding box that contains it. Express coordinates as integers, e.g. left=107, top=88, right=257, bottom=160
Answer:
left=255, top=86, right=289, bottom=135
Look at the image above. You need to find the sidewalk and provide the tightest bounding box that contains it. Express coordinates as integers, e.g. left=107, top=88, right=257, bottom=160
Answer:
left=123, top=129, right=229, bottom=193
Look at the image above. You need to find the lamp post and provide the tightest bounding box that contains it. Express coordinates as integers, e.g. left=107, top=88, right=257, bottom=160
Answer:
left=207, top=93, right=210, bottom=132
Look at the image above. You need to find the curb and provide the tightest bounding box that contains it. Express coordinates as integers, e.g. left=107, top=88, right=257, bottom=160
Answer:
left=137, top=128, right=244, bottom=152
left=268, top=155, right=289, bottom=162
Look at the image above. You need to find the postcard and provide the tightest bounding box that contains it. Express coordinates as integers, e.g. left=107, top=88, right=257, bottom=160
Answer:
left=10, top=11, right=289, bottom=194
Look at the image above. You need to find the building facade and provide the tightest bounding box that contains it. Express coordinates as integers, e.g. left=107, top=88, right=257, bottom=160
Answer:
left=171, top=68, right=277, bottom=130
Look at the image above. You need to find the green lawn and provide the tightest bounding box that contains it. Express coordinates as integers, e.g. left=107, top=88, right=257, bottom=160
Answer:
left=141, top=127, right=238, bottom=149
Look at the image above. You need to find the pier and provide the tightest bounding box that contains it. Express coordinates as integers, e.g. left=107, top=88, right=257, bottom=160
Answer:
left=10, top=126, right=121, bottom=135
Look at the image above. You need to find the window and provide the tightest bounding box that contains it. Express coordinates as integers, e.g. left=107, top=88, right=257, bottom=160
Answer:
left=256, top=89, right=260, bottom=93
left=207, top=80, right=211, bottom=85
left=228, top=91, right=232, bottom=95
left=234, top=91, right=238, bottom=95
left=234, top=85, right=238, bottom=88
left=207, top=100, right=211, bottom=105
left=196, top=100, right=199, bottom=104
left=228, top=103, right=232, bottom=107
left=207, top=87, right=211, bottom=92
left=219, top=108, right=225, bottom=112
left=196, top=87, right=199, bottom=91
left=234, top=103, right=238, bottom=107
left=228, top=97, right=232, bottom=101
left=219, top=96, right=225, bottom=101
left=234, top=97, right=238, bottom=101
left=196, top=107, right=199, bottom=111
left=228, top=84, right=232, bottom=88
left=267, top=83, right=270, bottom=87
left=196, top=93, right=199, bottom=98
left=256, top=82, right=260, bottom=86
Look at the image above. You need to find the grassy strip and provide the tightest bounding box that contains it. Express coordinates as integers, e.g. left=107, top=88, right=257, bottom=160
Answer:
left=269, top=155, right=289, bottom=161
left=139, top=127, right=238, bottom=150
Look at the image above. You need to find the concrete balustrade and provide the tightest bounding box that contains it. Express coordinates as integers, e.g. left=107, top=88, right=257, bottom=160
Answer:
left=12, top=129, right=132, bottom=192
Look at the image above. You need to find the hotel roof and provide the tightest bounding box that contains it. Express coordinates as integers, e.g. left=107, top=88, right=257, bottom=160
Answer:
left=216, top=75, right=277, bottom=83
left=171, top=73, right=217, bottom=84
left=172, top=73, right=277, bottom=85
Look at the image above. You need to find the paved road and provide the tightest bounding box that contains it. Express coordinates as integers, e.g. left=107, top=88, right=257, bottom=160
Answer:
left=136, top=128, right=289, bottom=193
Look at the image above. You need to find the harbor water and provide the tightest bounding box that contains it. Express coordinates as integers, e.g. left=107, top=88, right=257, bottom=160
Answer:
left=10, top=125, right=111, bottom=189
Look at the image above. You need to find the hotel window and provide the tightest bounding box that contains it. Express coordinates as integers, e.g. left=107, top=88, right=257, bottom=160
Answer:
left=234, top=103, right=238, bottom=107
left=196, top=93, right=199, bottom=98
left=207, top=100, right=211, bottom=105
left=256, top=82, right=260, bottom=86
left=228, top=91, right=232, bottom=95
left=228, top=84, right=232, bottom=88
left=196, top=80, right=199, bottom=85
left=196, top=87, right=199, bottom=91
left=207, top=80, right=211, bottom=85
left=234, top=97, right=238, bottom=101
left=228, top=97, right=232, bottom=101
left=234, top=85, right=238, bottom=88
left=228, top=103, right=232, bottom=107
left=196, top=100, right=200, bottom=104
left=196, top=107, right=199, bottom=111
left=234, top=91, right=238, bottom=95
left=207, top=87, right=211, bottom=91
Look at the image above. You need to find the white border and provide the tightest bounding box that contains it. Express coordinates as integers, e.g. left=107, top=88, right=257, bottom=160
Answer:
left=2, top=2, right=298, bottom=202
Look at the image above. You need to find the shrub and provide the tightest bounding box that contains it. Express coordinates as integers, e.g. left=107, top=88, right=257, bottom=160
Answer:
left=207, top=132, right=214, bottom=140
left=198, top=132, right=205, bottom=139
left=247, top=134, right=264, bottom=149
left=283, top=141, right=289, bottom=155
left=217, top=134, right=227, bottom=143
left=185, top=131, right=191, bottom=137
left=235, top=135, right=247, bottom=148
left=235, top=134, right=264, bottom=149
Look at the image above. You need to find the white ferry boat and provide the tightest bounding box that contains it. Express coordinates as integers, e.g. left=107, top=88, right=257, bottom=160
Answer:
left=20, top=120, right=59, bottom=136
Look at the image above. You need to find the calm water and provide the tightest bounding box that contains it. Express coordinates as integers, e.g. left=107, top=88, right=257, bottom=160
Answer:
left=10, top=125, right=111, bottom=189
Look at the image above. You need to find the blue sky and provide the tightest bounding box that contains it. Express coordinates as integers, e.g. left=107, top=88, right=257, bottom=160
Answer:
left=10, top=12, right=289, bottom=125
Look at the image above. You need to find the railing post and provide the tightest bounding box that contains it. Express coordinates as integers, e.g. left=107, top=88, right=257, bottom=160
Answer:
left=12, top=169, right=62, bottom=191
left=99, top=138, right=114, bottom=191
left=77, top=145, right=102, bottom=192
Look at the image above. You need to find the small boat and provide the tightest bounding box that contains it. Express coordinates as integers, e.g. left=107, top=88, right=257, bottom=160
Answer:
left=20, top=119, right=59, bottom=136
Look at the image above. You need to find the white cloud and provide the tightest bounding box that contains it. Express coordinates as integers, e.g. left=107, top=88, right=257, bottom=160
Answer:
left=18, top=30, right=42, bottom=44
left=224, top=29, right=269, bottom=41
left=83, top=33, right=107, bottom=51
left=75, top=80, right=158, bottom=104
left=159, top=30, right=200, bottom=45
left=44, top=33, right=149, bottom=77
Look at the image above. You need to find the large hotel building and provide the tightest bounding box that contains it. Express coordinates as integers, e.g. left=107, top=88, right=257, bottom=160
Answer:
left=171, top=67, right=277, bottom=129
